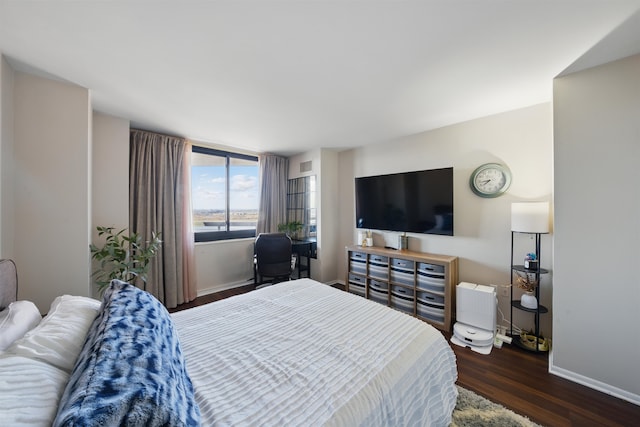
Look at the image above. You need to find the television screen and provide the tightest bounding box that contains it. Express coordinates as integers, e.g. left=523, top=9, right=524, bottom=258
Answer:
left=355, top=167, right=453, bottom=235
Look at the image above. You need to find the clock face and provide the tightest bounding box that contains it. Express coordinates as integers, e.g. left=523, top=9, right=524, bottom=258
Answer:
left=470, top=163, right=512, bottom=198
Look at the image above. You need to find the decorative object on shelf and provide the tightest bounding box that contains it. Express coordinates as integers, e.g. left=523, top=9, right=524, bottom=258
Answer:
left=469, top=163, right=512, bottom=198
left=398, top=233, right=408, bottom=250
left=524, top=252, right=538, bottom=270
left=357, top=230, right=373, bottom=247
left=514, top=269, right=537, bottom=292
left=514, top=269, right=538, bottom=309
left=362, top=230, right=373, bottom=247
left=515, top=270, right=538, bottom=292
left=90, top=226, right=162, bottom=295
left=520, top=291, right=538, bottom=310
left=515, top=273, right=538, bottom=307
left=519, top=331, right=550, bottom=352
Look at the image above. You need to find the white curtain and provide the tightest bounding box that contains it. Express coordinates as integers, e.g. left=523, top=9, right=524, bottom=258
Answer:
left=257, top=155, right=289, bottom=234
left=129, top=129, right=197, bottom=308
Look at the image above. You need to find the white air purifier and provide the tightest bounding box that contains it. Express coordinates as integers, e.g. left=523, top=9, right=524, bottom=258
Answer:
left=451, top=282, right=497, bottom=355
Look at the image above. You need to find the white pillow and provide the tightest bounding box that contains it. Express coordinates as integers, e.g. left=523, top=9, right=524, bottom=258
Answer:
left=0, top=300, right=42, bottom=351
left=0, top=355, right=70, bottom=426
left=3, top=295, right=101, bottom=372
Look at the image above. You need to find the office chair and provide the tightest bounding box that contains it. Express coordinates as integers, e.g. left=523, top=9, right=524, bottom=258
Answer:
left=254, top=233, right=293, bottom=286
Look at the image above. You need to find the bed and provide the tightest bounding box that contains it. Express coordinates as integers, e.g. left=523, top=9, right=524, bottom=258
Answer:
left=0, top=261, right=458, bottom=426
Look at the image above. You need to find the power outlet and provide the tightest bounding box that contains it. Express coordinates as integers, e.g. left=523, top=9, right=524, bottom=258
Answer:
left=493, top=335, right=503, bottom=349
left=500, top=284, right=510, bottom=298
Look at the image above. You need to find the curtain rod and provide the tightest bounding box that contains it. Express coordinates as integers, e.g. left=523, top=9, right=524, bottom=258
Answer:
left=130, top=128, right=185, bottom=141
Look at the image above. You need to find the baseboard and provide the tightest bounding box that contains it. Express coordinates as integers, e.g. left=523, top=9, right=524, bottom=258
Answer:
left=549, top=362, right=640, bottom=406
left=326, top=279, right=343, bottom=287
left=197, top=278, right=254, bottom=297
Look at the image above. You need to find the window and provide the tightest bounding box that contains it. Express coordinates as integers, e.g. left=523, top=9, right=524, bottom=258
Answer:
left=191, top=146, right=259, bottom=242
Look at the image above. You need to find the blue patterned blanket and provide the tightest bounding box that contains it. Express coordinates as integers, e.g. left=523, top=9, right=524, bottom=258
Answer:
left=53, top=280, right=201, bottom=426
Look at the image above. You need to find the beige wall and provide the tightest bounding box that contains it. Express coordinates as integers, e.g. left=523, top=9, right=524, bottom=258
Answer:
left=288, top=148, right=340, bottom=283
left=0, top=55, right=15, bottom=259
left=552, top=53, right=640, bottom=404
left=92, top=112, right=129, bottom=230
left=91, top=112, right=130, bottom=297
left=318, top=149, right=339, bottom=283
left=337, top=103, right=554, bottom=336
left=13, top=71, right=92, bottom=312
left=195, top=238, right=255, bottom=295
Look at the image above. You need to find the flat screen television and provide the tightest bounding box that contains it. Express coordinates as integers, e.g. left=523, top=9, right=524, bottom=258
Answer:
left=355, top=167, right=453, bottom=236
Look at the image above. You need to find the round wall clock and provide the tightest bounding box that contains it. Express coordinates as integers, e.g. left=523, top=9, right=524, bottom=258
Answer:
left=469, top=163, right=512, bottom=198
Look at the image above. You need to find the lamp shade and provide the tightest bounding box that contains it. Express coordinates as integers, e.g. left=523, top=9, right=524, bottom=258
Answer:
left=511, top=202, right=549, bottom=233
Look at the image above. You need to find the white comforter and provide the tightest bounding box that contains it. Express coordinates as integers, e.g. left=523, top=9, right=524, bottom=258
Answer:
left=171, top=279, right=458, bottom=426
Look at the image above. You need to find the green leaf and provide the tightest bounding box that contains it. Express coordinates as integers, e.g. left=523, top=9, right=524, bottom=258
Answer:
left=90, top=226, right=162, bottom=295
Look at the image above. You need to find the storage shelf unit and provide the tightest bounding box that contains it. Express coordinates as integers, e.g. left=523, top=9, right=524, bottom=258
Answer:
left=346, top=245, right=458, bottom=332
left=510, top=231, right=549, bottom=352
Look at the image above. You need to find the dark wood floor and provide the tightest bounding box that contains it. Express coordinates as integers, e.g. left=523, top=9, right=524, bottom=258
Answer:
left=451, top=335, right=639, bottom=426
left=170, top=284, right=639, bottom=427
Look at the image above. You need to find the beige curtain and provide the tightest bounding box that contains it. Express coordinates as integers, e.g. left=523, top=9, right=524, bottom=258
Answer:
left=129, top=129, right=197, bottom=308
left=256, top=155, right=289, bottom=234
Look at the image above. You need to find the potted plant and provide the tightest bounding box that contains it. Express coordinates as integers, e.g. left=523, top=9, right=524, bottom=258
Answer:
left=90, top=226, right=162, bottom=294
left=277, top=221, right=303, bottom=239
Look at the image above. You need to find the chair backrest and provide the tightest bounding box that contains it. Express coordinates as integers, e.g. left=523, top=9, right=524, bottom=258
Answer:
left=255, top=233, right=292, bottom=278
left=0, top=259, right=18, bottom=310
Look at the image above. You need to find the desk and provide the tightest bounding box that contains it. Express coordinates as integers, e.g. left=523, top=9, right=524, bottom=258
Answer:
left=291, top=238, right=317, bottom=279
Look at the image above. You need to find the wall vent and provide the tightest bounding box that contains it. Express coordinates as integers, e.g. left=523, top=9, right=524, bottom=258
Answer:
left=300, top=160, right=312, bottom=173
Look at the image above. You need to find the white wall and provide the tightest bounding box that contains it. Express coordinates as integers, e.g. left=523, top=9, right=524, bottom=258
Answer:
left=552, top=53, right=640, bottom=404
left=13, top=72, right=92, bottom=312
left=92, top=112, right=129, bottom=229
left=318, top=149, right=339, bottom=283
left=91, top=112, right=130, bottom=296
left=195, top=238, right=255, bottom=295
left=288, top=148, right=340, bottom=283
left=337, top=103, right=554, bottom=336
left=0, top=55, right=15, bottom=259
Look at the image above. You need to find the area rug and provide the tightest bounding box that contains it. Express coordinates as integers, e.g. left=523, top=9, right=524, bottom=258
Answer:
left=452, top=386, right=543, bottom=427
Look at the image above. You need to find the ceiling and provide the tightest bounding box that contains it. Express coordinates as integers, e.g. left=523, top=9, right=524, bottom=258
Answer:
left=1, top=1, right=639, bottom=156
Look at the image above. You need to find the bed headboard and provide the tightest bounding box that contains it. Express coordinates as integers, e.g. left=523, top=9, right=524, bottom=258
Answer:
left=0, top=259, right=18, bottom=310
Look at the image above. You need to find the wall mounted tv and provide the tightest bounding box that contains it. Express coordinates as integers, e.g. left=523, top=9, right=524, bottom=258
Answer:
left=355, top=167, right=453, bottom=236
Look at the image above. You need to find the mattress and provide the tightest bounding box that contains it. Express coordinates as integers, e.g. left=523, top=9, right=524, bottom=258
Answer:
left=171, top=278, right=458, bottom=426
